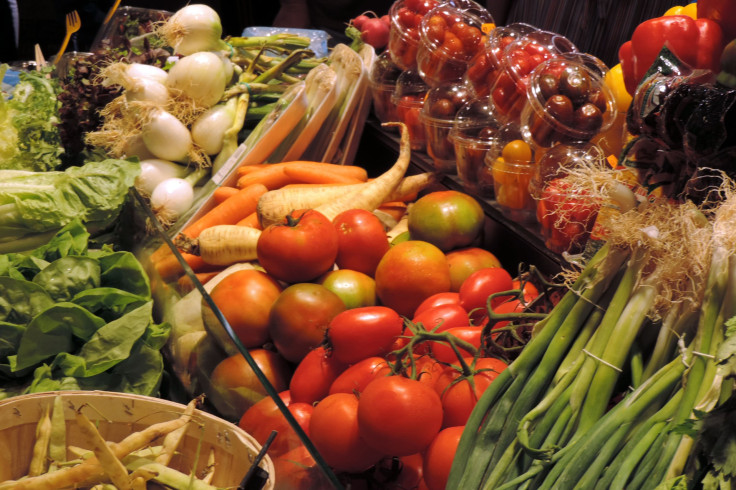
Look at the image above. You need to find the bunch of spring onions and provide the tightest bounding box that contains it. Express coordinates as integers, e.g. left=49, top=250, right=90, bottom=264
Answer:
left=84, top=4, right=323, bottom=226
left=446, top=164, right=736, bottom=489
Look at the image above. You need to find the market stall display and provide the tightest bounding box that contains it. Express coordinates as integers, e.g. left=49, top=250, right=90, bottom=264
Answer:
left=3, top=0, right=736, bottom=488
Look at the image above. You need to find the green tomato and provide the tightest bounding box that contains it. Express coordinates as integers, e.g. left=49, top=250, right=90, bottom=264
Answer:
left=319, top=269, right=377, bottom=309
left=408, top=190, right=485, bottom=252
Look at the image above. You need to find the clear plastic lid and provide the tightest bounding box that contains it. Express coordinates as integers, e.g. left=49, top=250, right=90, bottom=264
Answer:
left=498, top=30, right=578, bottom=87
left=420, top=81, right=473, bottom=124
left=392, top=68, right=430, bottom=104
left=484, top=23, right=539, bottom=69
left=450, top=97, right=503, bottom=142
left=521, top=54, right=617, bottom=147
left=418, top=3, right=494, bottom=62
left=370, top=51, right=403, bottom=87
left=528, top=141, right=607, bottom=198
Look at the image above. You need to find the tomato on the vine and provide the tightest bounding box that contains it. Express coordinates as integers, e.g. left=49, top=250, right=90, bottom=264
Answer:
left=430, top=326, right=482, bottom=363
left=423, top=426, right=465, bottom=490
left=289, top=346, right=347, bottom=404
left=412, top=303, right=470, bottom=333
left=328, top=306, right=404, bottom=364
left=414, top=291, right=461, bottom=316
left=329, top=356, right=392, bottom=395
left=358, top=376, right=444, bottom=456
left=256, top=209, right=339, bottom=283
left=238, top=391, right=312, bottom=457
left=459, top=267, right=514, bottom=321
left=309, top=393, right=384, bottom=473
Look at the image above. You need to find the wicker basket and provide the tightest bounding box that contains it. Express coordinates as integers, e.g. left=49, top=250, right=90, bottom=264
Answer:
left=0, top=390, right=275, bottom=489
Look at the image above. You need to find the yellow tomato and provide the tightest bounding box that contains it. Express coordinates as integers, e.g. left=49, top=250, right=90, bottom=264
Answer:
left=501, top=139, right=533, bottom=163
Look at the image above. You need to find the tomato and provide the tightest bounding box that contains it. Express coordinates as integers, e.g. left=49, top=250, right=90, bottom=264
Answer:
left=202, top=269, right=282, bottom=354
left=272, top=445, right=331, bottom=489
left=328, top=306, right=404, bottom=364
left=407, top=191, right=485, bottom=252
left=289, top=346, right=347, bottom=404
left=492, top=298, right=527, bottom=332
left=357, top=376, right=444, bottom=456
left=445, top=247, right=503, bottom=292
left=502, top=139, right=533, bottom=163
left=423, top=426, right=465, bottom=490
left=536, top=178, right=599, bottom=254
left=458, top=267, right=515, bottom=321
left=238, top=393, right=313, bottom=457
left=430, top=326, right=482, bottom=364
left=310, top=393, right=384, bottom=473
left=269, top=283, right=346, bottom=363
left=319, top=269, right=377, bottom=309
left=414, top=291, right=461, bottom=316
left=371, top=453, right=424, bottom=489
left=257, top=209, right=339, bottom=283
left=333, top=209, right=391, bottom=277
left=434, top=357, right=507, bottom=427
left=329, top=356, right=392, bottom=395
left=207, top=349, right=291, bottom=418
left=411, top=355, right=446, bottom=387
left=513, top=279, right=540, bottom=302
left=375, top=240, right=452, bottom=317
left=412, top=303, right=469, bottom=333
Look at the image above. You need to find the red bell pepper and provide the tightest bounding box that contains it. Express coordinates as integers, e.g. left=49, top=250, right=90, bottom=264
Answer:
left=618, top=15, right=724, bottom=95
left=698, top=0, right=736, bottom=45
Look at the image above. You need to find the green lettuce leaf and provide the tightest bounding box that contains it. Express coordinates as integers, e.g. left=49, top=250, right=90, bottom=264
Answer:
left=0, top=321, right=24, bottom=359
left=0, top=276, right=54, bottom=324
left=32, top=256, right=101, bottom=302
left=97, top=250, right=152, bottom=299
left=71, top=287, right=150, bottom=322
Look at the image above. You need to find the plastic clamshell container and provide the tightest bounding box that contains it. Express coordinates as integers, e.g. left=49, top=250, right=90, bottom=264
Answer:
left=370, top=51, right=403, bottom=125
left=464, top=23, right=538, bottom=98
left=420, top=81, right=473, bottom=173
left=489, top=30, right=578, bottom=125
left=450, top=97, right=502, bottom=197
left=520, top=54, right=617, bottom=149
left=416, top=3, right=493, bottom=87
left=90, top=6, right=171, bottom=53
left=388, top=0, right=425, bottom=70
left=392, top=68, right=430, bottom=151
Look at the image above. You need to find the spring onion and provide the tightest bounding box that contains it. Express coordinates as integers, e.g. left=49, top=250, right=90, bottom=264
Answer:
left=141, top=108, right=193, bottom=163
left=191, top=97, right=238, bottom=155
left=149, top=167, right=208, bottom=226
left=158, top=4, right=229, bottom=56
left=135, top=158, right=190, bottom=197
left=165, top=51, right=228, bottom=108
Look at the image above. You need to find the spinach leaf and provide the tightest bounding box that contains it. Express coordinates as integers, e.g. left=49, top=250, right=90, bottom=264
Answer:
left=32, top=256, right=101, bottom=302
left=0, top=276, right=54, bottom=324
left=30, top=219, right=89, bottom=261
left=98, top=251, right=151, bottom=299
left=0, top=321, right=24, bottom=359
left=72, top=287, right=149, bottom=321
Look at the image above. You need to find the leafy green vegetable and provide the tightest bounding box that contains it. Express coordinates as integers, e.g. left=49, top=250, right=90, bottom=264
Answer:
left=0, top=64, right=65, bottom=171
left=0, top=220, right=170, bottom=397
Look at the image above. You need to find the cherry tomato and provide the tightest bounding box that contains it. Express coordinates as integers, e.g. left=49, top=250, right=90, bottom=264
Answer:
left=458, top=267, right=515, bottom=321
left=269, top=283, right=346, bottom=363
left=434, top=357, right=508, bottom=427
left=257, top=209, right=339, bottom=283
left=310, top=393, right=384, bottom=473
left=202, top=269, right=282, bottom=353
left=430, top=326, right=482, bottom=364
left=358, top=376, right=444, bottom=456
left=423, top=426, right=465, bottom=490
left=328, top=306, right=404, bottom=364
left=414, top=292, right=461, bottom=316
left=333, top=209, right=391, bottom=277
left=289, top=346, right=347, bottom=404
left=501, top=139, right=533, bottom=163
left=329, top=356, right=392, bottom=395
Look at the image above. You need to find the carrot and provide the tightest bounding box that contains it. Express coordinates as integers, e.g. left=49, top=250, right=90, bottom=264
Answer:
left=256, top=170, right=432, bottom=229
left=174, top=225, right=262, bottom=266
left=273, top=161, right=368, bottom=181
left=153, top=251, right=221, bottom=281
left=237, top=161, right=369, bottom=190
left=237, top=166, right=293, bottom=190
left=377, top=201, right=408, bottom=223
left=212, top=186, right=239, bottom=204
left=176, top=270, right=224, bottom=294
left=282, top=165, right=365, bottom=185
left=236, top=163, right=271, bottom=177
left=182, top=183, right=268, bottom=239
left=314, top=122, right=412, bottom=221
left=236, top=211, right=262, bottom=229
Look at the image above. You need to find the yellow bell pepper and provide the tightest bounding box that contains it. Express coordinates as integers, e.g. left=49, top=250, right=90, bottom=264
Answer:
left=604, top=64, right=632, bottom=113
left=663, top=2, right=698, bottom=19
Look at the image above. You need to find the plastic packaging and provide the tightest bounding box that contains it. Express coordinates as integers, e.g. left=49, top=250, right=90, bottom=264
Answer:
left=449, top=98, right=502, bottom=196
left=416, top=3, right=493, bottom=87
left=489, top=30, right=577, bottom=124
left=392, top=68, right=430, bottom=151
left=520, top=54, right=616, bottom=149
left=388, top=0, right=433, bottom=70
left=91, top=6, right=171, bottom=53
left=420, top=81, right=473, bottom=173
left=370, top=51, right=403, bottom=125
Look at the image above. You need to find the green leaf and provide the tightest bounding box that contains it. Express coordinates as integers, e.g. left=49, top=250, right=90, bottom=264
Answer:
left=653, top=475, right=688, bottom=490
left=52, top=302, right=154, bottom=377
left=71, top=287, right=149, bottom=322
left=32, top=256, right=101, bottom=302
left=141, top=321, right=171, bottom=351
left=30, top=219, right=89, bottom=261
left=0, top=321, right=24, bottom=359
left=9, top=303, right=106, bottom=371
left=26, top=364, right=82, bottom=393
left=0, top=276, right=54, bottom=324
left=97, top=251, right=151, bottom=299
left=108, top=341, right=165, bottom=396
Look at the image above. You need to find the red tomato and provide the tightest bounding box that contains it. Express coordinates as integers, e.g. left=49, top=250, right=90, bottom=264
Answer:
left=202, top=269, right=282, bottom=353
left=434, top=357, right=507, bottom=427
left=289, top=346, right=347, bottom=404
left=430, top=326, right=482, bottom=364
left=411, top=355, right=446, bottom=387
left=459, top=267, right=514, bottom=321
left=309, top=393, right=384, bottom=472
left=423, top=426, right=465, bottom=490
left=328, top=306, right=404, bottom=364
left=512, top=279, right=540, bottom=302
left=357, top=376, right=444, bottom=456
left=208, top=349, right=291, bottom=418
left=371, top=453, right=424, bottom=489
left=238, top=392, right=312, bottom=457
left=271, top=445, right=331, bottom=489
left=492, top=298, right=527, bottom=333
left=407, top=191, right=485, bottom=252
left=375, top=240, right=452, bottom=317
left=269, top=283, right=346, bottom=363
left=414, top=292, right=461, bottom=316
left=319, top=269, right=377, bottom=309
left=333, top=209, right=391, bottom=277
left=412, top=303, right=470, bottom=333
left=329, top=356, right=392, bottom=395
left=445, top=247, right=503, bottom=292
left=257, top=209, right=339, bottom=283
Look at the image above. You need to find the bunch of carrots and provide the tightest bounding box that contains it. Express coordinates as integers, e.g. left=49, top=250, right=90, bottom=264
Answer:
left=151, top=123, right=434, bottom=293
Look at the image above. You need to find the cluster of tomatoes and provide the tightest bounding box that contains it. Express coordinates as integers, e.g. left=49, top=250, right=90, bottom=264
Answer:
left=192, top=190, right=549, bottom=488
left=535, top=178, right=600, bottom=254
left=388, top=0, right=440, bottom=69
